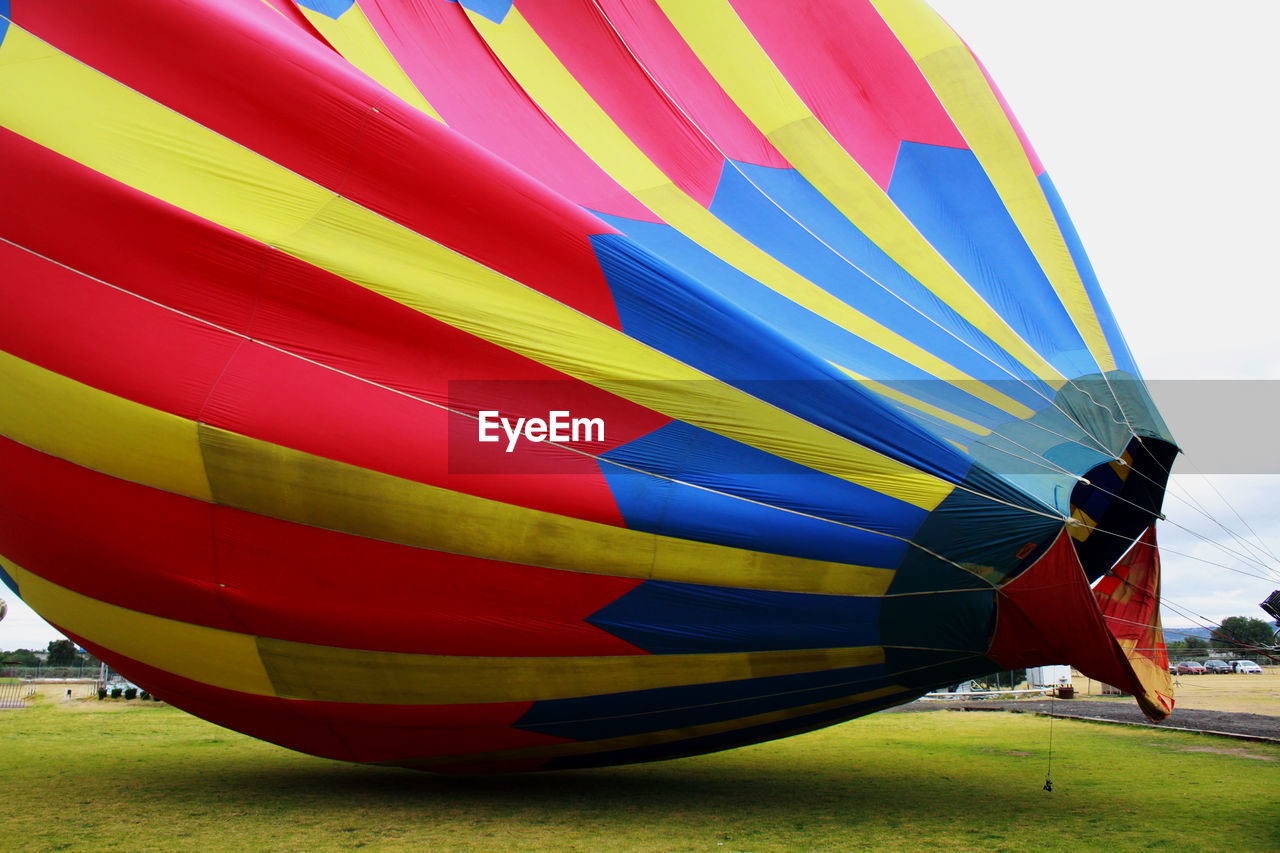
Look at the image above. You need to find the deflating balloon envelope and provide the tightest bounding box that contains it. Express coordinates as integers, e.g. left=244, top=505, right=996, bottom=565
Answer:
left=0, top=0, right=1175, bottom=771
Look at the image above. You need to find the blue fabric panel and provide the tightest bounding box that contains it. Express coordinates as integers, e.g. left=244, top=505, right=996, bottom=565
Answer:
left=597, top=468, right=905, bottom=566
left=1039, top=439, right=1114, bottom=483
left=294, top=0, right=354, bottom=18
left=1075, top=461, right=1126, bottom=523
left=887, top=460, right=1063, bottom=595
left=591, top=213, right=1021, bottom=431
left=888, top=142, right=1099, bottom=380
left=599, top=421, right=922, bottom=566
left=516, top=662, right=890, bottom=742
left=537, top=688, right=919, bottom=770
left=882, top=647, right=997, bottom=691
left=879, top=586, right=998, bottom=663
left=0, top=561, right=18, bottom=597
left=586, top=579, right=881, bottom=655
left=599, top=420, right=921, bottom=550
left=1078, top=488, right=1114, bottom=525
left=1039, top=173, right=1141, bottom=377
left=0, top=1, right=11, bottom=47
left=717, top=161, right=1051, bottom=398
left=969, top=434, right=1109, bottom=507
left=446, top=0, right=513, bottom=24
left=883, top=406, right=982, bottom=455
left=591, top=231, right=975, bottom=484
left=889, top=491, right=1060, bottom=593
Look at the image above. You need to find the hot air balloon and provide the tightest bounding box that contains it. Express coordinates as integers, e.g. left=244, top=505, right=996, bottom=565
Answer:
left=0, top=0, right=1174, bottom=772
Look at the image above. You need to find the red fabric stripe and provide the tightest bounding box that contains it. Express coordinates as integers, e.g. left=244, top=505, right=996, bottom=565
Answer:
left=594, top=0, right=790, bottom=171
left=1093, top=527, right=1170, bottom=673
left=729, top=0, right=967, bottom=189
left=988, top=530, right=1168, bottom=719
left=0, top=239, right=242, bottom=421
left=0, top=435, right=647, bottom=655
left=259, top=0, right=340, bottom=52
left=359, top=0, right=656, bottom=222
left=518, top=0, right=728, bottom=207
left=327, top=722, right=566, bottom=768
left=10, top=0, right=625, bottom=328
left=212, top=504, right=647, bottom=656
left=987, top=531, right=1117, bottom=680
left=0, top=127, right=262, bottom=339
left=0, top=436, right=234, bottom=632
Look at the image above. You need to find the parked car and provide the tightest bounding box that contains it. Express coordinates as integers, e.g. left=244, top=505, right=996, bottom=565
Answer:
left=1176, top=661, right=1206, bottom=675
left=1204, top=659, right=1232, bottom=674
left=1232, top=660, right=1263, bottom=673
left=1168, top=662, right=1178, bottom=674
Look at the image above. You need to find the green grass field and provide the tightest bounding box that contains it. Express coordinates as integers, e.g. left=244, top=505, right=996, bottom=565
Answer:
left=2, top=694, right=1276, bottom=852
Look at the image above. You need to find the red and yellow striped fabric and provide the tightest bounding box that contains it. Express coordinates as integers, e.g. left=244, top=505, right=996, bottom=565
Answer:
left=1, top=0, right=1174, bottom=771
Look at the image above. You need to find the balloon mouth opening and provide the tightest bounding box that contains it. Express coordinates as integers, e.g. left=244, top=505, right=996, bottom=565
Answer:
left=1072, top=438, right=1178, bottom=718
left=1068, top=436, right=1178, bottom=583
left=989, top=434, right=1178, bottom=720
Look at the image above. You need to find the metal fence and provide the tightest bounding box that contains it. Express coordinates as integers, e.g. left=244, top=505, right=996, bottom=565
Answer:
left=0, top=666, right=101, bottom=681
left=0, top=680, right=34, bottom=708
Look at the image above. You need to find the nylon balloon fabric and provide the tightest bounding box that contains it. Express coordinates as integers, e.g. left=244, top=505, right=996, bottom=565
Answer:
left=0, top=0, right=1175, bottom=772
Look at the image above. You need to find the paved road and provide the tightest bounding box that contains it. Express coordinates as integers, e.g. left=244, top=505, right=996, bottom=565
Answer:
left=892, top=698, right=1280, bottom=742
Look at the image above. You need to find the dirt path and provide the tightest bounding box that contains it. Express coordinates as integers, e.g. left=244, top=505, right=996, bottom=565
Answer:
left=1009, top=699, right=1278, bottom=740
left=892, top=697, right=1280, bottom=742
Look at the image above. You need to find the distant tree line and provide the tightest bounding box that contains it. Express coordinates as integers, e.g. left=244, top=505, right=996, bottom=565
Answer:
left=1165, top=615, right=1276, bottom=662
left=0, top=639, right=99, bottom=671
left=1209, top=616, right=1275, bottom=649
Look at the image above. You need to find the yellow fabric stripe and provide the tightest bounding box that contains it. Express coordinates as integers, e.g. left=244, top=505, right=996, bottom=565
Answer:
left=260, top=637, right=885, bottom=705
left=1068, top=507, right=1096, bottom=542
left=199, top=425, right=895, bottom=596
left=298, top=4, right=444, bottom=122
left=1, top=558, right=275, bottom=696
left=255, top=0, right=299, bottom=23
left=395, top=685, right=909, bottom=768
left=1110, top=448, right=1135, bottom=481
left=0, top=344, right=895, bottom=594
left=464, top=7, right=670, bottom=196
left=1115, top=637, right=1174, bottom=720
left=1108, top=458, right=1134, bottom=482
left=0, top=28, right=330, bottom=246
left=654, top=0, right=1066, bottom=389
left=466, top=7, right=1032, bottom=420
left=870, top=0, right=1115, bottom=373
left=830, top=362, right=991, bottom=436
left=0, top=25, right=949, bottom=510
left=0, top=350, right=213, bottom=501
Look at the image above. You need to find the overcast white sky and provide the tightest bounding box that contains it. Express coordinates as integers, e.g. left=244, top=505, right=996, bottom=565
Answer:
left=3, top=1, right=1277, bottom=650
left=929, top=0, right=1280, bottom=632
